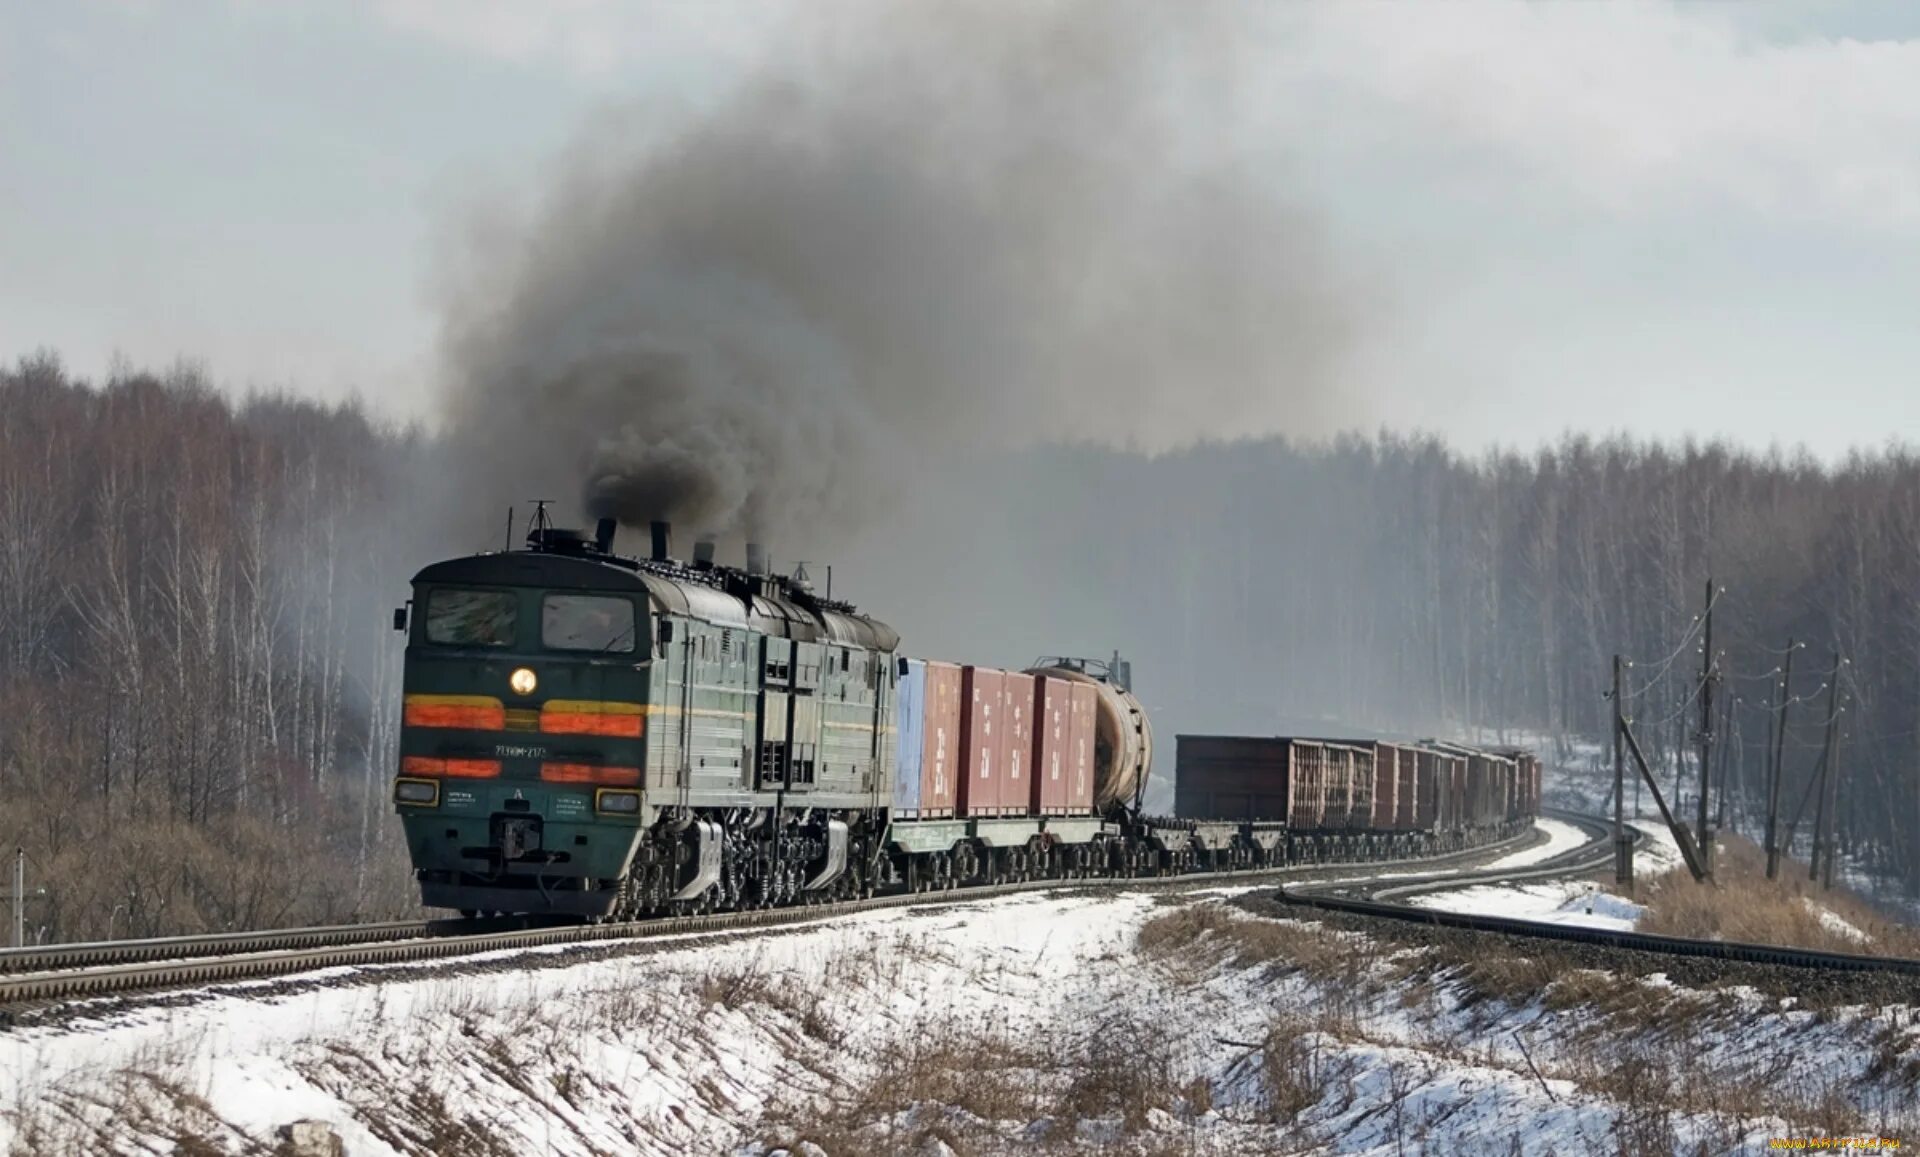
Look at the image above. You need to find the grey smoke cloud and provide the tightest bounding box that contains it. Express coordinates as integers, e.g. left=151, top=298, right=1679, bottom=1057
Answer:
left=437, top=1, right=1361, bottom=540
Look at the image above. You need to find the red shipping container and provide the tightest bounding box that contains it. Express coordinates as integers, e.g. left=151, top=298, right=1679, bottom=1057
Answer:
left=1032, top=676, right=1069, bottom=813
left=1003, top=672, right=1035, bottom=818
left=958, top=666, right=1009, bottom=817
left=918, top=660, right=962, bottom=817
left=1065, top=681, right=1097, bottom=814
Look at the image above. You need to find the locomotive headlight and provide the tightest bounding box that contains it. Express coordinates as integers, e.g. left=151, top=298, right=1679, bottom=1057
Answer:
left=596, top=789, right=641, bottom=815
left=509, top=667, right=538, bottom=696
left=394, top=778, right=439, bottom=806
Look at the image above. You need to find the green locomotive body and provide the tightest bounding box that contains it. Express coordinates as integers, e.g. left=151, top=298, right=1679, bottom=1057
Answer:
left=393, top=519, right=899, bottom=917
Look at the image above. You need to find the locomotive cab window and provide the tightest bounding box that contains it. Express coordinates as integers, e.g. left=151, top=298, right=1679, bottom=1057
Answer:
left=425, top=588, right=517, bottom=647
left=542, top=594, right=637, bottom=652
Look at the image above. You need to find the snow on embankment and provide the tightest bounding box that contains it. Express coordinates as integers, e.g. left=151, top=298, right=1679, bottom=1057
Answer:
left=1411, top=881, right=1647, bottom=931
left=1480, top=817, right=1589, bottom=871
left=1410, top=817, right=1670, bottom=931
left=4, top=884, right=1919, bottom=1154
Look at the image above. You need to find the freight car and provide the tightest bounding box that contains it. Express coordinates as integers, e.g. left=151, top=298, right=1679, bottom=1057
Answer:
left=390, top=516, right=1535, bottom=918
left=1171, top=736, right=1530, bottom=863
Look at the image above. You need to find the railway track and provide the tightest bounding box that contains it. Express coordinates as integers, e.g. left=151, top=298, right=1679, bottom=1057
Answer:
left=1279, top=810, right=1920, bottom=978
left=23, top=810, right=1907, bottom=1021
left=0, top=827, right=1546, bottom=1019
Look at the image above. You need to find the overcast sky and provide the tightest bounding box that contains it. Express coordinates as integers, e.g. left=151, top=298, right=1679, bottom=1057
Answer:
left=4, top=1, right=1919, bottom=457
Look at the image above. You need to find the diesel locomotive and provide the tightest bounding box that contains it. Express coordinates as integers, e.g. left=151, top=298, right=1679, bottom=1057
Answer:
left=390, top=514, right=1534, bottom=918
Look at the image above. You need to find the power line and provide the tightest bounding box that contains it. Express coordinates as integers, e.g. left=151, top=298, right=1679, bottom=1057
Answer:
left=1627, top=670, right=1709, bottom=732
left=1621, top=590, right=1723, bottom=699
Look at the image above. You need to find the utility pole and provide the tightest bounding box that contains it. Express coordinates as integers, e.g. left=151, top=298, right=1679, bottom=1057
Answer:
left=1764, top=639, right=1796, bottom=880
left=1695, top=579, right=1716, bottom=878
left=1715, top=693, right=1737, bottom=835
left=1810, top=654, right=1844, bottom=886
left=1613, top=654, right=1631, bottom=884
left=1824, top=704, right=1844, bottom=889
left=1620, top=719, right=1710, bottom=881
left=11, top=850, right=21, bottom=949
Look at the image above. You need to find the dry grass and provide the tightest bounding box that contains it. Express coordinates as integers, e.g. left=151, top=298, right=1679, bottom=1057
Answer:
left=1138, top=903, right=1397, bottom=989
left=1144, top=896, right=1920, bottom=1150
left=762, top=1018, right=1054, bottom=1155
left=762, top=1005, right=1219, bottom=1156
left=6, top=1066, right=261, bottom=1156
left=1255, top=1009, right=1352, bottom=1126
left=1629, top=833, right=1920, bottom=956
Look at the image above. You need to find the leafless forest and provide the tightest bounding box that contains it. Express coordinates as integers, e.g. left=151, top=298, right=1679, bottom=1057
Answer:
left=0, top=355, right=429, bottom=941
left=3, top=354, right=1918, bottom=943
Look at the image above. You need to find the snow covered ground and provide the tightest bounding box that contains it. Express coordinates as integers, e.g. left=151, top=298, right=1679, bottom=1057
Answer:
left=1409, top=880, right=1647, bottom=931
left=1409, top=817, right=1679, bottom=932
left=5, top=878, right=1917, bottom=1154
left=1479, top=817, right=1588, bottom=870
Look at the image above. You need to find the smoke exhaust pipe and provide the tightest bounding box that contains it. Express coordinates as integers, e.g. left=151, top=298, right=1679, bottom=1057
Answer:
left=745, top=542, right=767, bottom=576
left=650, top=520, right=671, bottom=562
left=693, top=539, right=716, bottom=568
left=594, top=517, right=617, bottom=554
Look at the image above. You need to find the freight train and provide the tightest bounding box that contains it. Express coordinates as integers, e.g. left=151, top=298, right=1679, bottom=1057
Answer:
left=389, top=515, right=1537, bottom=918
left=1173, top=736, right=1541, bottom=862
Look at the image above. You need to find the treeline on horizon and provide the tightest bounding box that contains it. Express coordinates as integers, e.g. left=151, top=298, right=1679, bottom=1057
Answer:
left=984, top=434, right=1920, bottom=897
left=1, top=352, right=1916, bottom=944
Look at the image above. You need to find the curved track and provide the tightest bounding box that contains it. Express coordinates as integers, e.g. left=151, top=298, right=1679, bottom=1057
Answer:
left=0, top=828, right=1545, bottom=1018
left=1279, top=810, right=1920, bottom=977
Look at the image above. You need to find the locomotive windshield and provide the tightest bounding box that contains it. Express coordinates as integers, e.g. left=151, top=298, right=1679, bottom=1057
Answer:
left=424, top=588, right=516, bottom=647
left=542, top=594, right=638, bottom=653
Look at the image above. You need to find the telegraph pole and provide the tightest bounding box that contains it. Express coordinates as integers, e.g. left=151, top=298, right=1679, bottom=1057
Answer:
left=1824, top=702, right=1845, bottom=889
left=1812, top=660, right=1843, bottom=886
left=1613, top=654, right=1632, bottom=884
left=1715, top=692, right=1737, bottom=835
left=1810, top=654, right=1843, bottom=886
left=1764, top=639, right=1796, bottom=880
left=10, top=850, right=21, bottom=949
left=1695, top=579, right=1716, bottom=878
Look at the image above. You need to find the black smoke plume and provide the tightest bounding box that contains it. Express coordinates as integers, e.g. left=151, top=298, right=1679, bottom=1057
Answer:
left=437, top=2, right=1361, bottom=542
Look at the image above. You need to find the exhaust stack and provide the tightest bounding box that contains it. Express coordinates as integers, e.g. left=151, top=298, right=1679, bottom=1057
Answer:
left=649, top=521, right=672, bottom=562
left=593, top=518, right=617, bottom=554
left=745, top=542, right=768, bottom=576
left=693, top=539, right=716, bottom=568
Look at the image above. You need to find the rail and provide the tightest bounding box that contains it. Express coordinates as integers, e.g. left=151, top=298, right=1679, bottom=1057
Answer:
left=1279, top=810, right=1920, bottom=977
left=0, top=826, right=1541, bottom=1018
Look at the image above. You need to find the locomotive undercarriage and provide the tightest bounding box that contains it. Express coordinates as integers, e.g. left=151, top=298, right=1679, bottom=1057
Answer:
left=444, top=812, right=1531, bottom=920
left=600, top=808, right=881, bottom=921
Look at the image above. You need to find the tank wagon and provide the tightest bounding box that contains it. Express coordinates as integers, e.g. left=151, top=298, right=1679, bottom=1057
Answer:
left=390, top=516, right=1537, bottom=918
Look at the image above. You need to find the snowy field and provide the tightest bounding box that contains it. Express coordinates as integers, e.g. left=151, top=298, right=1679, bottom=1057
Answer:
left=1479, top=816, right=1590, bottom=870
left=5, top=871, right=1917, bottom=1154
left=1410, top=880, right=1647, bottom=931
left=1408, top=817, right=1681, bottom=932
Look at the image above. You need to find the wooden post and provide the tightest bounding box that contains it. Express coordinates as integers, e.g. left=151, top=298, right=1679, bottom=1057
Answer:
left=1728, top=698, right=1743, bottom=832
left=1613, top=654, right=1631, bottom=884
left=1695, top=579, right=1716, bottom=878
left=1810, top=655, right=1840, bottom=883
left=1824, top=706, right=1844, bottom=890
left=1764, top=640, right=1796, bottom=880
left=1622, top=717, right=1709, bottom=881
